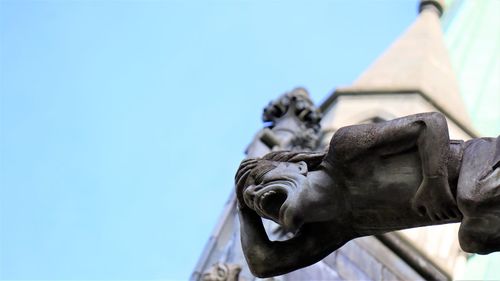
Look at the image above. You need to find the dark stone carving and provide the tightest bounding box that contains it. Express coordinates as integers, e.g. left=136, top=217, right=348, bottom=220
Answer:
left=235, top=112, right=500, bottom=277
left=263, top=88, right=321, bottom=132
left=201, top=263, right=244, bottom=281
left=191, top=88, right=324, bottom=281
left=260, top=88, right=322, bottom=151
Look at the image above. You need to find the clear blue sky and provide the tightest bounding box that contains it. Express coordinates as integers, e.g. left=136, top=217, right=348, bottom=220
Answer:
left=0, top=1, right=416, bottom=280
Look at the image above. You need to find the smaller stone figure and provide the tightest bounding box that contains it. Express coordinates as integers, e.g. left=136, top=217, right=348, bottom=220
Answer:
left=201, top=263, right=244, bottom=281
left=235, top=112, right=500, bottom=277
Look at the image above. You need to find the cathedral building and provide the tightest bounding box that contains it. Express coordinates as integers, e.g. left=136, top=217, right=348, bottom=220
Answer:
left=192, top=0, right=499, bottom=280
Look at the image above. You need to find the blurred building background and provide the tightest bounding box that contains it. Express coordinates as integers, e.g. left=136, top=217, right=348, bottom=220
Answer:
left=194, top=0, right=499, bottom=280
left=443, top=0, right=500, bottom=279
left=443, top=0, right=500, bottom=137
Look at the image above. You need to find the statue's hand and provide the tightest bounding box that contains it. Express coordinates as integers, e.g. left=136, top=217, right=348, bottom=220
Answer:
left=235, top=158, right=259, bottom=210
left=411, top=176, right=461, bottom=221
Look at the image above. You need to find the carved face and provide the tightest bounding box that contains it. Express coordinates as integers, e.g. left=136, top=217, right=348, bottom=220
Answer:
left=201, top=263, right=241, bottom=281
left=243, top=161, right=309, bottom=230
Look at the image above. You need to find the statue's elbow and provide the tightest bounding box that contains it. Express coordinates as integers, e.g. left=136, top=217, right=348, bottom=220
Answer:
left=244, top=249, right=279, bottom=278
left=426, top=112, right=447, bottom=128
left=248, top=262, right=276, bottom=278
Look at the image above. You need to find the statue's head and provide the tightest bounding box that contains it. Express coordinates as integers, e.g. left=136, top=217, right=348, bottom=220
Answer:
left=201, top=262, right=241, bottom=281
left=235, top=151, right=324, bottom=231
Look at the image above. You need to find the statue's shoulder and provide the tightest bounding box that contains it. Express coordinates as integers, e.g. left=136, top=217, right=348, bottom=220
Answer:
left=464, top=136, right=499, bottom=158
left=326, top=124, right=374, bottom=163
left=459, top=136, right=500, bottom=203
left=461, top=137, right=498, bottom=172
left=326, top=126, right=351, bottom=163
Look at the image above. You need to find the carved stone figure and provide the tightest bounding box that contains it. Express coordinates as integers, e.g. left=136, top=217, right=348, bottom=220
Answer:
left=235, top=112, right=500, bottom=277
left=201, top=263, right=244, bottom=281
left=191, top=89, right=324, bottom=281
left=248, top=87, right=322, bottom=153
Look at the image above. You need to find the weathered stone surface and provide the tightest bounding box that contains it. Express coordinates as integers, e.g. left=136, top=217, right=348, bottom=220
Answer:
left=190, top=88, right=324, bottom=281
left=202, top=263, right=243, bottom=281
left=236, top=112, right=500, bottom=277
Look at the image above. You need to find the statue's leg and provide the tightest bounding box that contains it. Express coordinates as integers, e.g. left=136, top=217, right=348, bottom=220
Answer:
left=457, top=137, right=500, bottom=254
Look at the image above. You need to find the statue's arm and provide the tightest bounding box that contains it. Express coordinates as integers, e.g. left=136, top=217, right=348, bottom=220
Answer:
left=331, top=112, right=459, bottom=220
left=331, top=112, right=447, bottom=166
left=238, top=206, right=349, bottom=278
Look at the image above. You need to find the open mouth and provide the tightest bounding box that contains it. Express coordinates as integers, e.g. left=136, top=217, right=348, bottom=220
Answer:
left=258, top=189, right=288, bottom=221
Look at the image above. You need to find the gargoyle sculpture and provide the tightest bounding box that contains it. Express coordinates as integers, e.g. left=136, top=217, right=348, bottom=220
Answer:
left=235, top=112, right=500, bottom=277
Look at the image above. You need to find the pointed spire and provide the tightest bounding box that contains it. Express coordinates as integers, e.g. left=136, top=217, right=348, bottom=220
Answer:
left=336, top=0, right=472, bottom=129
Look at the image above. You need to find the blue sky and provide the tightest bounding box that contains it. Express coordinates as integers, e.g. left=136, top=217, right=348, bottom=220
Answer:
left=0, top=1, right=416, bottom=279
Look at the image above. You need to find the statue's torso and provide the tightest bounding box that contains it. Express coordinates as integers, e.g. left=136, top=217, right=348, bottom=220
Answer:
left=328, top=141, right=464, bottom=234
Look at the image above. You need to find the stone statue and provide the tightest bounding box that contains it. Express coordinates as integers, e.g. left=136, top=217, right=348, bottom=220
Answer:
left=235, top=112, right=500, bottom=277
left=201, top=263, right=244, bottom=281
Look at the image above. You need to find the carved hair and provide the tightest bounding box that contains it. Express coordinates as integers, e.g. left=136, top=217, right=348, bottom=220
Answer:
left=235, top=151, right=325, bottom=205
left=261, top=150, right=324, bottom=163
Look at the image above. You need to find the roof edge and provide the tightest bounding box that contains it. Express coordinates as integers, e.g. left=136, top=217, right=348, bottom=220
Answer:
left=319, top=88, right=478, bottom=138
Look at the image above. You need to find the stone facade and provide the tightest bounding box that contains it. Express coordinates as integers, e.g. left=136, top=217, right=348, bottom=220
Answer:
left=193, top=1, right=475, bottom=280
